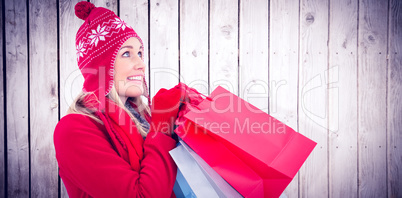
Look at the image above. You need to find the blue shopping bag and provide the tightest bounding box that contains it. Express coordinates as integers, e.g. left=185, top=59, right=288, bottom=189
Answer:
left=173, top=169, right=196, bottom=198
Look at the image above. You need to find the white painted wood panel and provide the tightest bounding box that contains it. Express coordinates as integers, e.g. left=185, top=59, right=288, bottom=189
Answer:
left=90, top=0, right=118, bottom=13
left=299, top=0, right=329, bottom=197
left=0, top=0, right=4, bottom=196
left=179, top=0, right=209, bottom=94
left=387, top=0, right=402, bottom=197
left=58, top=0, right=82, bottom=197
left=59, top=0, right=82, bottom=118
left=358, top=0, right=388, bottom=197
left=209, top=0, right=238, bottom=95
left=29, top=0, right=59, bottom=197
left=239, top=0, right=269, bottom=113
left=150, top=0, right=179, bottom=96
left=328, top=0, right=358, bottom=197
left=269, top=0, right=300, bottom=196
left=5, top=0, right=30, bottom=196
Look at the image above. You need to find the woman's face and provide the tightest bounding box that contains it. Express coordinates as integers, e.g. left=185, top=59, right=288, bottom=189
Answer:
left=114, top=37, right=145, bottom=102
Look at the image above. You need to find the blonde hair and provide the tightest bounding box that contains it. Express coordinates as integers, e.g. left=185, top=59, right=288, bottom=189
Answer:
left=67, top=86, right=151, bottom=137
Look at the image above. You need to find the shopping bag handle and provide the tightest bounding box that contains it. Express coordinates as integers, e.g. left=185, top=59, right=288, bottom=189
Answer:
left=181, top=94, right=212, bottom=110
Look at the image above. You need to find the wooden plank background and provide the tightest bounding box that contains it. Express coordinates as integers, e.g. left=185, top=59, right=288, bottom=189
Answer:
left=358, top=0, right=388, bottom=197
left=388, top=0, right=402, bottom=196
left=329, top=0, right=358, bottom=197
left=0, top=0, right=4, bottom=197
left=1, top=0, right=401, bottom=197
left=5, top=0, right=30, bottom=197
left=29, top=0, right=59, bottom=197
left=299, top=0, right=329, bottom=196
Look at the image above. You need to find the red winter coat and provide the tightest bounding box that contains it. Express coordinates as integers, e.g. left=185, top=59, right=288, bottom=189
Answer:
left=54, top=113, right=177, bottom=198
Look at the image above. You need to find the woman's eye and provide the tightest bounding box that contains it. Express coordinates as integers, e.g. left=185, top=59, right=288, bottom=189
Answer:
left=122, top=51, right=130, bottom=57
left=137, top=51, right=142, bottom=59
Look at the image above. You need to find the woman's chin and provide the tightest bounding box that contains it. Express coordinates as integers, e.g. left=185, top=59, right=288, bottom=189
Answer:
left=124, top=87, right=144, bottom=98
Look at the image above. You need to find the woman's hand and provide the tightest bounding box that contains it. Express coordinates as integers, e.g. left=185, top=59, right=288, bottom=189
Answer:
left=149, top=84, right=185, bottom=135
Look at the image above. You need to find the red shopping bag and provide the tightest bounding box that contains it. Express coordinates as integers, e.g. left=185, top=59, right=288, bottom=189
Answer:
left=175, top=86, right=317, bottom=198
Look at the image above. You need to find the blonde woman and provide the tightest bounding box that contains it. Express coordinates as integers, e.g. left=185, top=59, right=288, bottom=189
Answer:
left=54, top=2, right=181, bottom=197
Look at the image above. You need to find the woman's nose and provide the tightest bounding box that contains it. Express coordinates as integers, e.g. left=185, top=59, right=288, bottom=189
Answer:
left=133, top=56, right=146, bottom=70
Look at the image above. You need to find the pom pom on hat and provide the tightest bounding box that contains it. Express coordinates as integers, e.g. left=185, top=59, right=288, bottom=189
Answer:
left=75, top=1, right=95, bottom=20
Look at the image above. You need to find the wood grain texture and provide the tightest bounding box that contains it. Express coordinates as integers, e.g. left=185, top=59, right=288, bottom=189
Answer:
left=90, top=0, right=117, bottom=14
left=59, top=0, right=82, bottom=118
left=58, top=0, right=82, bottom=197
left=269, top=0, right=299, bottom=196
left=209, top=0, right=239, bottom=95
left=5, top=0, right=30, bottom=196
left=179, top=0, right=209, bottom=94
left=209, top=0, right=238, bottom=94
left=358, top=0, right=388, bottom=197
left=328, top=0, right=358, bottom=197
left=239, top=0, right=269, bottom=113
left=0, top=0, right=4, bottom=196
left=298, top=0, right=329, bottom=197
left=387, top=0, right=402, bottom=197
left=28, top=0, right=59, bottom=197
left=150, top=0, right=179, bottom=96
left=120, top=0, right=149, bottom=97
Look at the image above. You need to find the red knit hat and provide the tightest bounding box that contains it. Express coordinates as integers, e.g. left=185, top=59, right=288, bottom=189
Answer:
left=74, top=1, right=148, bottom=106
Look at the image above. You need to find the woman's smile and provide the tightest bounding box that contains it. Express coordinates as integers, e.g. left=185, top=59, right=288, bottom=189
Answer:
left=127, top=75, right=144, bottom=85
left=127, top=75, right=143, bottom=81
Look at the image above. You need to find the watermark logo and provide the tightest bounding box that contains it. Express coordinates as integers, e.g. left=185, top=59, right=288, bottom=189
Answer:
left=62, top=66, right=339, bottom=133
left=300, top=66, right=339, bottom=132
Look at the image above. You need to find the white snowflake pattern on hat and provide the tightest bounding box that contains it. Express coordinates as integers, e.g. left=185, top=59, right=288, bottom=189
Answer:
left=76, top=41, right=86, bottom=60
left=113, top=17, right=131, bottom=30
left=88, top=25, right=109, bottom=46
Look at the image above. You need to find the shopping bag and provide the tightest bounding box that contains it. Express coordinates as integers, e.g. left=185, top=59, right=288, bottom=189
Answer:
left=170, top=141, right=242, bottom=198
left=173, top=169, right=196, bottom=198
left=175, top=86, right=317, bottom=198
left=180, top=140, right=242, bottom=197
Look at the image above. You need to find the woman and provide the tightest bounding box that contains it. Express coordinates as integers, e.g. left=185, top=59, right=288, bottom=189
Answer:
left=54, top=1, right=182, bottom=197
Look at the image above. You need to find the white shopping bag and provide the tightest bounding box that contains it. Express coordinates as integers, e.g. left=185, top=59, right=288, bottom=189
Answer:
left=170, top=140, right=242, bottom=198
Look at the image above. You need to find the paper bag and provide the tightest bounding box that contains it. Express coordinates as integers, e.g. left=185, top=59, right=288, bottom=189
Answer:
left=170, top=141, right=242, bottom=198
left=175, top=86, right=317, bottom=197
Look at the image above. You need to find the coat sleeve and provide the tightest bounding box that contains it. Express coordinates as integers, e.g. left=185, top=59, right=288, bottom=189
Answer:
left=54, top=114, right=177, bottom=198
